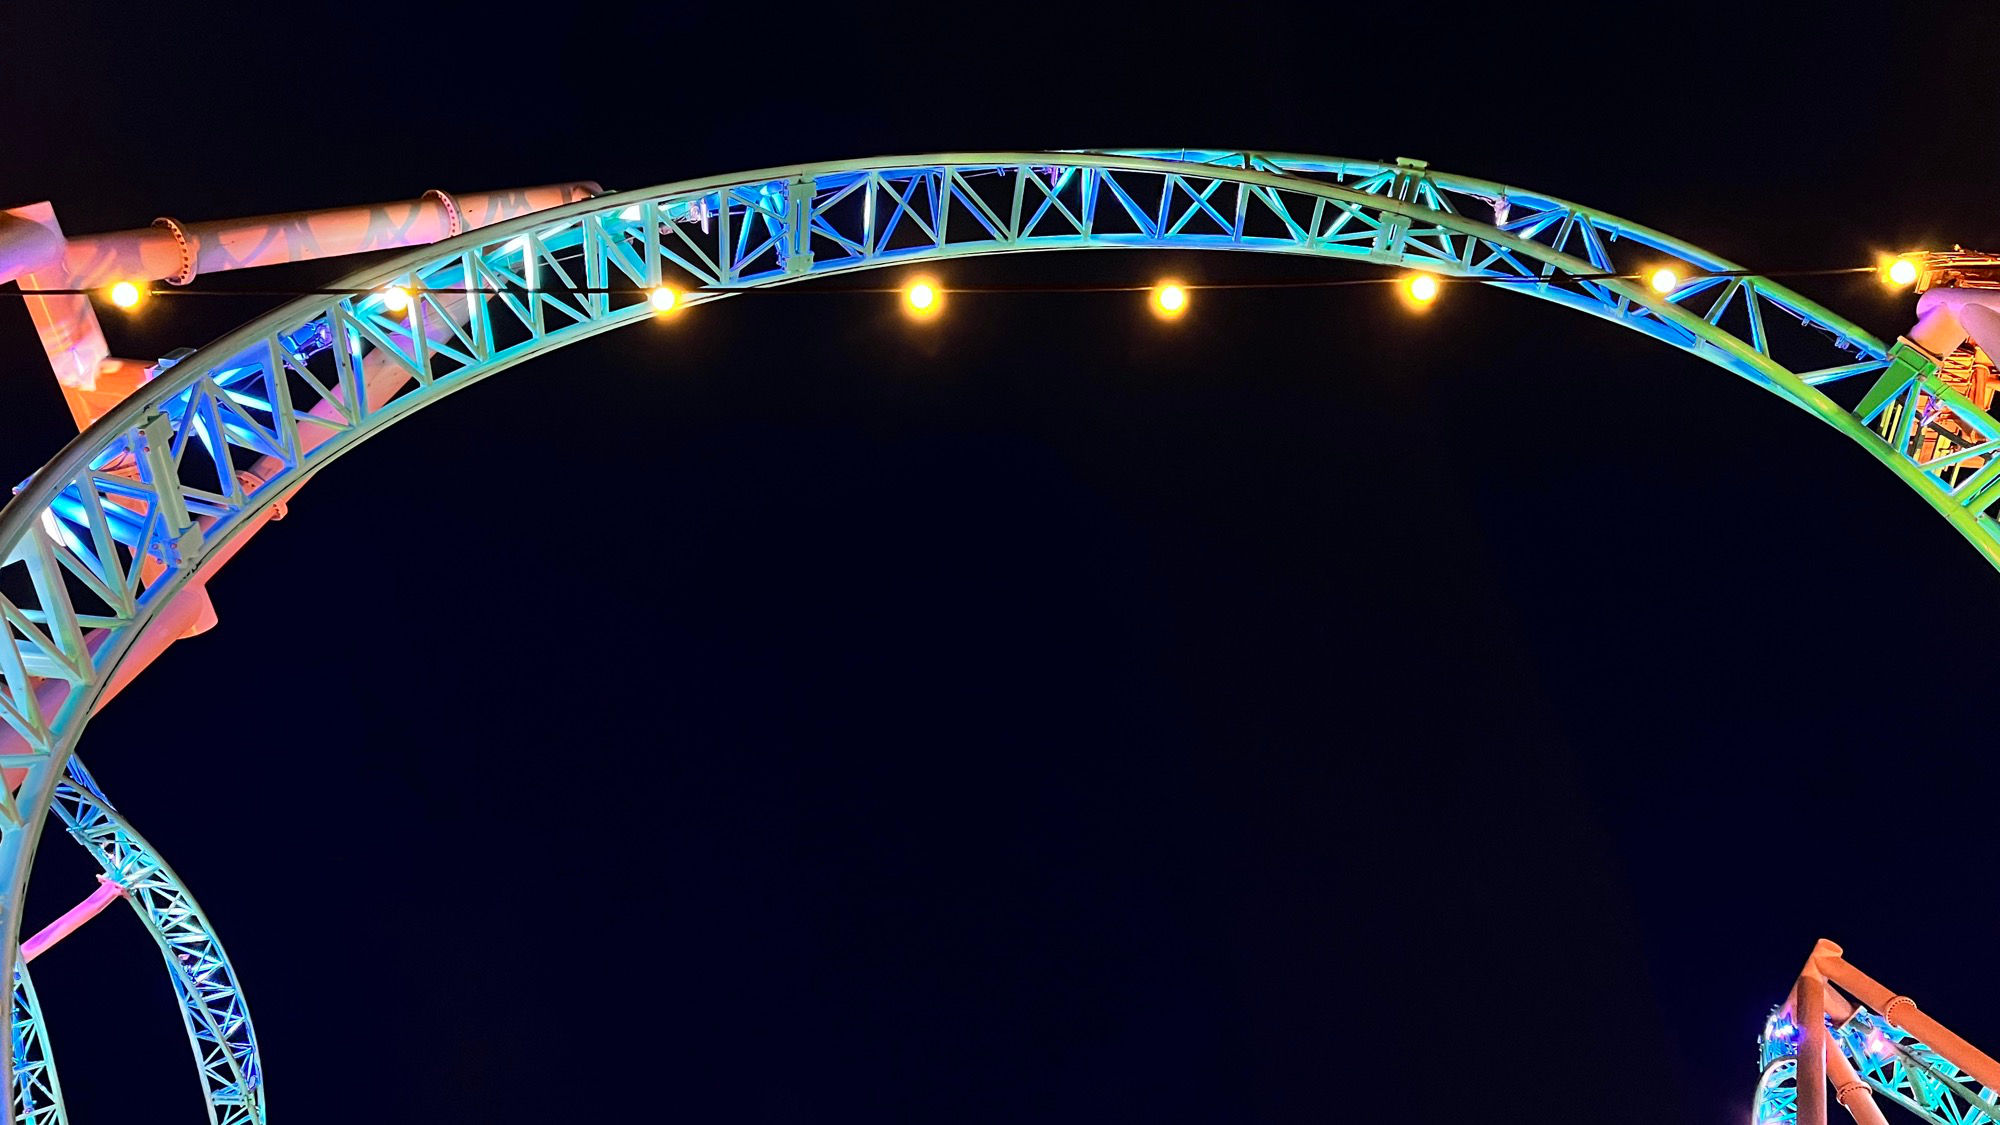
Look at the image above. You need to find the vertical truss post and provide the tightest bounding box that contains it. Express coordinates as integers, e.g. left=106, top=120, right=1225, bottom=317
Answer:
left=716, top=191, right=734, bottom=286
left=132, top=412, right=197, bottom=570
left=642, top=201, right=663, bottom=289
left=1373, top=158, right=1427, bottom=259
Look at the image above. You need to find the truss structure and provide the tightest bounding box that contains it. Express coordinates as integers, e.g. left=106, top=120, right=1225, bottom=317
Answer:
left=1758, top=941, right=2000, bottom=1125
left=0, top=756, right=260, bottom=1125
left=0, top=148, right=1981, bottom=1122
left=8, top=966, right=60, bottom=1125
left=45, top=758, right=261, bottom=1125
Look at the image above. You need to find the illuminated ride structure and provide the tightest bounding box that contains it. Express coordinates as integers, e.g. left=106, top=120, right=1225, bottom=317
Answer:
left=1758, top=942, right=2000, bottom=1125
left=0, top=150, right=1997, bottom=1124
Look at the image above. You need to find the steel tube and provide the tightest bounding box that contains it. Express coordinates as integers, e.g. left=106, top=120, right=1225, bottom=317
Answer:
left=1814, top=942, right=2000, bottom=1094
left=19, top=876, right=124, bottom=963
left=51, top=182, right=601, bottom=288
left=0, top=211, right=63, bottom=285
left=0, top=291, right=476, bottom=768
left=1912, top=288, right=2000, bottom=357
left=247, top=292, right=472, bottom=481
left=1799, top=970, right=1830, bottom=1125
left=1825, top=1037, right=1893, bottom=1125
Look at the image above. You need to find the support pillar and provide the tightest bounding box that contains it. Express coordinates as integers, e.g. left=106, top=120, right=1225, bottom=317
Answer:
left=18, top=876, right=125, bottom=963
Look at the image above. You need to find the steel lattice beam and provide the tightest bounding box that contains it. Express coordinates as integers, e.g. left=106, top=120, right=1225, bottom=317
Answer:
left=8, top=965, right=62, bottom=1125
left=45, top=758, right=262, bottom=1125
left=1758, top=1007, right=2000, bottom=1125
left=0, top=149, right=1977, bottom=1123
left=1, top=754, right=257, bottom=1125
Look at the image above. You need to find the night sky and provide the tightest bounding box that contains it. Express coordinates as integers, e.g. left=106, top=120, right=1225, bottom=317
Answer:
left=3, top=3, right=2000, bottom=1122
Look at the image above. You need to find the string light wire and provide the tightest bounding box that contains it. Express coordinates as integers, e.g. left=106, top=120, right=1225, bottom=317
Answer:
left=2, top=265, right=1882, bottom=302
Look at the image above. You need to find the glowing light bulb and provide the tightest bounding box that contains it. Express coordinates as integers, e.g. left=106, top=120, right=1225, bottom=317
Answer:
left=1405, top=273, right=1439, bottom=305
left=904, top=279, right=941, bottom=317
left=1648, top=266, right=1681, bottom=294
left=1152, top=281, right=1189, bottom=319
left=382, top=285, right=412, bottom=313
left=648, top=285, right=679, bottom=313
left=1887, top=257, right=1919, bottom=288
left=108, top=281, right=142, bottom=309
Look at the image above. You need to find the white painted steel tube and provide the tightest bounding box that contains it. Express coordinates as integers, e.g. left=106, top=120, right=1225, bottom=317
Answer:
left=0, top=212, right=63, bottom=285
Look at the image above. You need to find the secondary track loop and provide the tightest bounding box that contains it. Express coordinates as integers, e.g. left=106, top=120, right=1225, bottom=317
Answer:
left=5, top=756, right=262, bottom=1125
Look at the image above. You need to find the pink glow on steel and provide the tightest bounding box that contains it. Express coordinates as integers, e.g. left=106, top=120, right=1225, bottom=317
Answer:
left=20, top=876, right=127, bottom=963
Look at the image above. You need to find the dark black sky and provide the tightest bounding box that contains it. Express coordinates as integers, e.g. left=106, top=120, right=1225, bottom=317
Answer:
left=3, top=3, right=2000, bottom=1122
